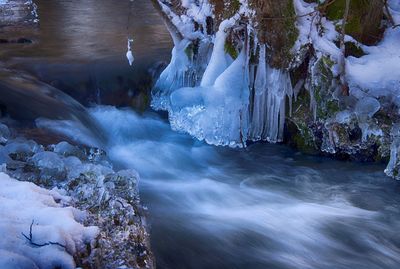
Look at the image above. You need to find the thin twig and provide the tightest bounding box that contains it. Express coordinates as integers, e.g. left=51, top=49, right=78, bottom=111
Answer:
left=21, top=220, right=66, bottom=249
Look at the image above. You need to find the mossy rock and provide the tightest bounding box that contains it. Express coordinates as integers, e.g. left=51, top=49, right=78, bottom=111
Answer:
left=209, top=0, right=241, bottom=24
left=325, top=0, right=384, bottom=45
left=250, top=0, right=299, bottom=68
left=224, top=41, right=238, bottom=59
left=311, top=56, right=340, bottom=120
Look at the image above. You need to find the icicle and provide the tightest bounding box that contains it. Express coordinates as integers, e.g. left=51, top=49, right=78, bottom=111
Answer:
left=249, top=44, right=268, bottom=141
left=151, top=39, right=193, bottom=111
left=126, top=38, right=135, bottom=66
left=265, top=68, right=293, bottom=143
left=385, top=124, right=400, bottom=179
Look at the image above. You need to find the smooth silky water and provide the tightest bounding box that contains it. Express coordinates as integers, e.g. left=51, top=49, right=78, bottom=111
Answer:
left=38, top=106, right=400, bottom=269
left=2, top=1, right=400, bottom=269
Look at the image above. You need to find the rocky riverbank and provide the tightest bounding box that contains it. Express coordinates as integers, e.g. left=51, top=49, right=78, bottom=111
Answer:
left=0, top=120, right=155, bottom=269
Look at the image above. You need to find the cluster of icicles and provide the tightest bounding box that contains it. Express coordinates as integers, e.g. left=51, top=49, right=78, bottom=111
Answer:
left=151, top=20, right=293, bottom=147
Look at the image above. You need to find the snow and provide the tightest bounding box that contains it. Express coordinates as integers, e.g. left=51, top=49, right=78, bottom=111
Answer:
left=0, top=172, right=98, bottom=269
left=293, top=0, right=341, bottom=66
left=346, top=28, right=400, bottom=98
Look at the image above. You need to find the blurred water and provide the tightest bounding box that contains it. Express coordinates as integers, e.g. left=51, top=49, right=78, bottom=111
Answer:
left=45, top=105, right=400, bottom=269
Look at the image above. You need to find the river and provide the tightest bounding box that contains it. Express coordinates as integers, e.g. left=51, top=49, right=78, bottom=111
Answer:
left=1, top=1, right=400, bottom=269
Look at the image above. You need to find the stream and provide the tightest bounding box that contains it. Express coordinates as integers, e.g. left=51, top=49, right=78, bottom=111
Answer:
left=1, top=1, right=400, bottom=269
left=89, top=106, right=400, bottom=269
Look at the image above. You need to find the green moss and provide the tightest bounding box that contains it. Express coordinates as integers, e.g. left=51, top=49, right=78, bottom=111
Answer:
left=325, top=0, right=383, bottom=44
left=292, top=121, right=318, bottom=154
left=224, top=41, right=238, bottom=59
left=344, top=42, right=365, bottom=58
left=184, top=41, right=201, bottom=61
left=311, top=56, right=340, bottom=120
left=326, top=100, right=340, bottom=116
left=222, top=0, right=241, bottom=19
left=281, top=1, right=299, bottom=67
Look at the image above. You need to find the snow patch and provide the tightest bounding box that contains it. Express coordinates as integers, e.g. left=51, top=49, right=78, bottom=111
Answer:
left=0, top=172, right=98, bottom=269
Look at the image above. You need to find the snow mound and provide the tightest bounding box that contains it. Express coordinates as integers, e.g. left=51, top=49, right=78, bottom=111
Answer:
left=0, top=172, right=98, bottom=269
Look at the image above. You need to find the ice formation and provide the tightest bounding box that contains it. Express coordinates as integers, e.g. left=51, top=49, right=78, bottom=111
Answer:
left=385, top=124, right=400, bottom=179
left=169, top=46, right=250, bottom=147
left=0, top=172, right=98, bottom=269
left=151, top=2, right=294, bottom=147
left=126, top=38, right=135, bottom=66
left=151, top=39, right=193, bottom=110
left=248, top=45, right=293, bottom=143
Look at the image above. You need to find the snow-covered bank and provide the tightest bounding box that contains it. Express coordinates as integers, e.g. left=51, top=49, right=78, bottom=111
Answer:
left=0, top=172, right=98, bottom=269
left=151, top=0, right=400, bottom=179
left=0, top=122, right=154, bottom=269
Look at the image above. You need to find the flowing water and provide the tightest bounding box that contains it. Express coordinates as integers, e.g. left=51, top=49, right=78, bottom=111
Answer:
left=2, top=1, right=400, bottom=269
left=39, top=106, right=400, bottom=269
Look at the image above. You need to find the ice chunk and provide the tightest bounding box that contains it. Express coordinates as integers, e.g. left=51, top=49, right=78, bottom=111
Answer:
left=53, top=141, right=85, bottom=159
left=63, top=156, right=84, bottom=180
left=355, top=97, right=381, bottom=119
left=30, top=151, right=65, bottom=179
left=0, top=123, right=10, bottom=144
left=335, top=110, right=353, bottom=124
left=4, top=139, right=42, bottom=161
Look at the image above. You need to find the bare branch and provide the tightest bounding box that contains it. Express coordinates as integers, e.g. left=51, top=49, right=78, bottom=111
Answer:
left=21, top=220, right=66, bottom=250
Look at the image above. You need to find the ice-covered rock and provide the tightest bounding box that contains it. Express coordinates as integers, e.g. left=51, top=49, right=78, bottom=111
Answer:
left=355, top=97, right=381, bottom=120
left=0, top=123, right=10, bottom=144
left=4, top=139, right=42, bottom=161
left=53, top=141, right=87, bottom=160
left=30, top=151, right=66, bottom=180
